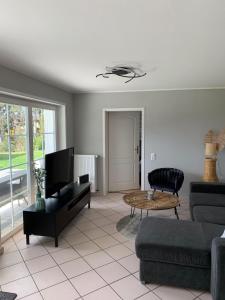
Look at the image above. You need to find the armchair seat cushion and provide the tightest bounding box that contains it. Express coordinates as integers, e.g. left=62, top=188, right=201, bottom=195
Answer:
left=193, top=206, right=225, bottom=225
left=136, top=217, right=224, bottom=268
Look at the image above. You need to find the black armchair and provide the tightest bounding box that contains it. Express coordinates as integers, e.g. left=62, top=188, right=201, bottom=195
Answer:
left=190, top=182, right=225, bottom=225
left=148, top=168, right=184, bottom=196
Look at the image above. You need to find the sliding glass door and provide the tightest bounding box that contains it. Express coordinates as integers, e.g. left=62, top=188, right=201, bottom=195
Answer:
left=0, top=103, right=29, bottom=237
left=0, top=101, right=56, bottom=238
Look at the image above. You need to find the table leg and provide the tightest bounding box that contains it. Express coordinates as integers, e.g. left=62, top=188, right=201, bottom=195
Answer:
left=55, top=237, right=58, bottom=247
left=174, top=207, right=179, bottom=220
left=147, top=210, right=149, bottom=217
left=26, top=234, right=30, bottom=245
left=130, top=207, right=135, bottom=218
left=140, top=209, right=142, bottom=220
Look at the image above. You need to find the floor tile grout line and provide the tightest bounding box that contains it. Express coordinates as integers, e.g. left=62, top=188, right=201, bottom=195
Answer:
left=82, top=199, right=207, bottom=299
left=1, top=195, right=206, bottom=300
left=63, top=222, right=132, bottom=263
left=134, top=287, right=162, bottom=300
left=11, top=236, right=45, bottom=300
left=55, top=221, right=127, bottom=300
left=76, top=202, right=134, bottom=290
left=39, top=252, right=82, bottom=299
left=150, top=289, right=163, bottom=300
left=39, top=278, right=80, bottom=299
left=0, top=208, right=131, bottom=286
left=108, top=273, right=149, bottom=300
left=66, top=250, right=122, bottom=299
left=83, top=199, right=192, bottom=299
left=0, top=255, right=24, bottom=272
left=130, top=273, right=157, bottom=293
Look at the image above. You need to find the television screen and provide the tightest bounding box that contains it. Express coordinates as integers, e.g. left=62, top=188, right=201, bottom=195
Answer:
left=45, top=147, right=74, bottom=198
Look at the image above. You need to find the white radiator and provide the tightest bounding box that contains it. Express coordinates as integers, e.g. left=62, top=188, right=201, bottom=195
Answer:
left=74, top=155, right=98, bottom=192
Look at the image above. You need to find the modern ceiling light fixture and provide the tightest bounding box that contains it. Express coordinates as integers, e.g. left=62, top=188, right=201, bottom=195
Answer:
left=96, top=65, right=147, bottom=83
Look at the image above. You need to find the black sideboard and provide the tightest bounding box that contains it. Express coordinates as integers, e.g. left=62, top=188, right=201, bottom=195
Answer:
left=23, top=182, right=91, bottom=247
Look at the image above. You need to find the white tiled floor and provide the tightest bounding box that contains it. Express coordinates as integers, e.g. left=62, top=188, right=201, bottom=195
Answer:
left=0, top=192, right=212, bottom=299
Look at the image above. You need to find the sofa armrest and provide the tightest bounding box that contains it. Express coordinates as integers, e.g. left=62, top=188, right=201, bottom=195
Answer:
left=190, top=182, right=225, bottom=194
left=189, top=192, right=225, bottom=221
left=190, top=193, right=225, bottom=208
left=211, top=237, right=225, bottom=300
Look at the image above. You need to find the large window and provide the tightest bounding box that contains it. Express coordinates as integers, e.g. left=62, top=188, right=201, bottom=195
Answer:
left=0, top=101, right=56, bottom=238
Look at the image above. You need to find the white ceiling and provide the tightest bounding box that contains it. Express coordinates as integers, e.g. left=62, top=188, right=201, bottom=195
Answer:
left=0, top=0, right=225, bottom=93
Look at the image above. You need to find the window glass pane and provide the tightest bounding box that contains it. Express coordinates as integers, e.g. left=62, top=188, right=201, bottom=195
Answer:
left=33, top=108, right=55, bottom=160
left=0, top=169, right=11, bottom=204
left=13, top=190, right=28, bottom=228
left=32, top=108, right=55, bottom=134
left=12, top=164, right=29, bottom=228
left=43, top=109, right=55, bottom=133
left=0, top=103, right=8, bottom=135
left=33, top=108, right=43, bottom=134
left=0, top=136, right=9, bottom=169
left=10, top=136, right=27, bottom=166
left=8, top=104, right=26, bottom=135
left=33, top=134, right=44, bottom=160
left=34, top=158, right=45, bottom=169
left=44, top=133, right=55, bottom=155
left=11, top=164, right=28, bottom=195
left=0, top=169, right=12, bottom=236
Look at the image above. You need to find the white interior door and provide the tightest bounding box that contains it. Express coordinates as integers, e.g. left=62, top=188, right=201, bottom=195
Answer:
left=108, top=111, right=140, bottom=191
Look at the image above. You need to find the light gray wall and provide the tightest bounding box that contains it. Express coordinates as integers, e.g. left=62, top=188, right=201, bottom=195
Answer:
left=73, top=89, right=225, bottom=196
left=0, top=65, right=73, bottom=147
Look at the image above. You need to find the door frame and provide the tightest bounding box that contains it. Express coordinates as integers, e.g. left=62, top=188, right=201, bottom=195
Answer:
left=103, top=108, right=145, bottom=195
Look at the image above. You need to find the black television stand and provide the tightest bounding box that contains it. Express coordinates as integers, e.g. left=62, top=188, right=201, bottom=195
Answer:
left=23, top=181, right=91, bottom=247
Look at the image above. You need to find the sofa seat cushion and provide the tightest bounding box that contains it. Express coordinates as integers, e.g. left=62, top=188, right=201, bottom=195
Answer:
left=193, top=206, right=225, bottom=225
left=135, top=217, right=225, bottom=268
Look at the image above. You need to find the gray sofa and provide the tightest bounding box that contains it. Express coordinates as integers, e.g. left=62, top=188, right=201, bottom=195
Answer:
left=190, top=182, right=225, bottom=225
left=135, top=217, right=225, bottom=300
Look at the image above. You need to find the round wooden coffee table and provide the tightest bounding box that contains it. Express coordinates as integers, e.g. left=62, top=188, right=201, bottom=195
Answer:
left=123, top=191, right=180, bottom=219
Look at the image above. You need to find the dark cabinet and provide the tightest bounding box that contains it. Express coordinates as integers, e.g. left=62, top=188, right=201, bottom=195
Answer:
left=23, top=182, right=91, bottom=247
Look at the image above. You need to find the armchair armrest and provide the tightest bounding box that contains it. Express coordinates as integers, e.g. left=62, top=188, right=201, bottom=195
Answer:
left=211, top=237, right=225, bottom=300
left=190, top=182, right=225, bottom=195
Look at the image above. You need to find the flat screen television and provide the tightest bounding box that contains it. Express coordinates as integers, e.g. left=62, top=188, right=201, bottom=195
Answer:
left=45, top=147, right=74, bottom=198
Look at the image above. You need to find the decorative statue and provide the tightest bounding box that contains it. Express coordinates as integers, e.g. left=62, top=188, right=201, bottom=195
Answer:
left=203, top=129, right=225, bottom=182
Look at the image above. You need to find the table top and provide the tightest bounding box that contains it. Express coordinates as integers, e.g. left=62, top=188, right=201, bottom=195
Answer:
left=123, top=190, right=180, bottom=210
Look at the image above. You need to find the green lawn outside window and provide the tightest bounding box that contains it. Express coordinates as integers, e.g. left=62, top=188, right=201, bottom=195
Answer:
left=0, top=151, right=43, bottom=169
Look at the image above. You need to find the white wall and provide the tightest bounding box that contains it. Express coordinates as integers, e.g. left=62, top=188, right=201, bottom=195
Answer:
left=73, top=89, right=225, bottom=196
left=0, top=65, right=73, bottom=147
